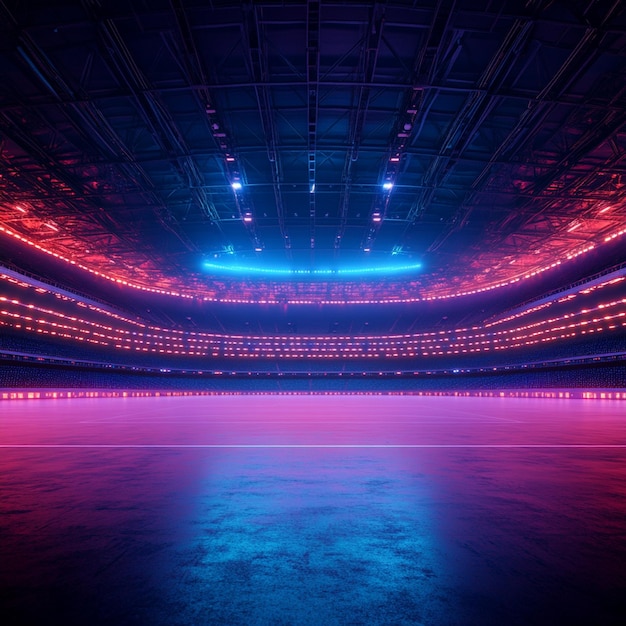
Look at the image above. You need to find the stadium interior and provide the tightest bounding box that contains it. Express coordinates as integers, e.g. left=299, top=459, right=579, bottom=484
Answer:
left=1, top=0, right=626, bottom=393
left=2, top=4, right=626, bottom=626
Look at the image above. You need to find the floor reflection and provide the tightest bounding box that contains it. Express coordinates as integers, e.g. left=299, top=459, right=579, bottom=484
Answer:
left=1, top=395, right=626, bottom=624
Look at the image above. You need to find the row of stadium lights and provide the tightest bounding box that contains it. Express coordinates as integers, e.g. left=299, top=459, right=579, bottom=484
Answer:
left=2, top=272, right=625, bottom=359
left=2, top=202, right=622, bottom=303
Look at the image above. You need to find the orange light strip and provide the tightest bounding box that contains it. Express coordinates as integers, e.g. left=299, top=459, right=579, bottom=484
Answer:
left=0, top=389, right=625, bottom=401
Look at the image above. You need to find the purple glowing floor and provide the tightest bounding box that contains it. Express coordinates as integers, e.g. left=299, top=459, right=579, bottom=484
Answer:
left=1, top=394, right=626, bottom=625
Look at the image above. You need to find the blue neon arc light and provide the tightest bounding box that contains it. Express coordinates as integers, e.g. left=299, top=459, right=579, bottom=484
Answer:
left=202, top=262, right=422, bottom=276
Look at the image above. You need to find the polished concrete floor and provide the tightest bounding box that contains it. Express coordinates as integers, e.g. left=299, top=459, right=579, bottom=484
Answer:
left=1, top=394, right=626, bottom=625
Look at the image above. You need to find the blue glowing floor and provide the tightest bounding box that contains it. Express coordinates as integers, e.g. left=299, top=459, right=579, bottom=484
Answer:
left=1, top=394, right=626, bottom=625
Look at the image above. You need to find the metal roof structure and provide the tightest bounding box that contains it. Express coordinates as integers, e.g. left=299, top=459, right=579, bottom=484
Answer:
left=1, top=0, right=626, bottom=297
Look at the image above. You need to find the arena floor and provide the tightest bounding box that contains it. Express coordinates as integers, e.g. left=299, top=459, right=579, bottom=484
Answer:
left=1, top=394, right=626, bottom=625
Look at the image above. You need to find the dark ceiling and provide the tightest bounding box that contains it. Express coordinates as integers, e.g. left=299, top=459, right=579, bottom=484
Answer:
left=1, top=0, right=626, bottom=294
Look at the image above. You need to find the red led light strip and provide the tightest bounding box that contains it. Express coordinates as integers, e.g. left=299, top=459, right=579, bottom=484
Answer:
left=1, top=223, right=625, bottom=305
left=2, top=271, right=625, bottom=360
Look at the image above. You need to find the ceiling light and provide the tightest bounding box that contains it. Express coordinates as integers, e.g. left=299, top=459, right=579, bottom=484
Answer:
left=372, top=212, right=382, bottom=222
left=242, top=212, right=253, bottom=223
left=382, top=182, right=393, bottom=190
left=15, top=205, right=27, bottom=214
left=231, top=181, right=242, bottom=191
left=599, top=206, right=611, bottom=214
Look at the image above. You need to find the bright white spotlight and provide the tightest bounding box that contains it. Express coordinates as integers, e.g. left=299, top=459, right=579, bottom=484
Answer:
left=231, top=181, right=242, bottom=191
left=382, top=181, right=393, bottom=190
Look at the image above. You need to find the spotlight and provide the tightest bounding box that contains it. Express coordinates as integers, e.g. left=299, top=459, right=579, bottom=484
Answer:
left=231, top=181, right=242, bottom=191
left=382, top=181, right=393, bottom=190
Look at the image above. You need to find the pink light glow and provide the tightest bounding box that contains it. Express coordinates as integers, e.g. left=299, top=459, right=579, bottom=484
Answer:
left=0, top=221, right=625, bottom=305
left=2, top=394, right=625, bottom=626
left=2, top=269, right=625, bottom=362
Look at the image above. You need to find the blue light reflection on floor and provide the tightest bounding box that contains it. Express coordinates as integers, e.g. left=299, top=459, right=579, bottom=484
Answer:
left=170, top=448, right=445, bottom=625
